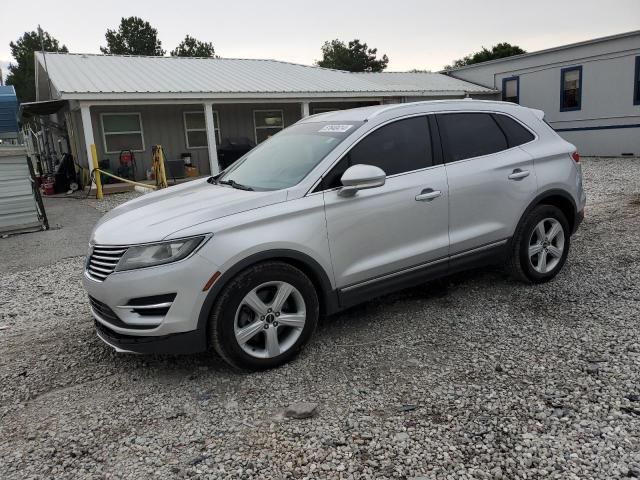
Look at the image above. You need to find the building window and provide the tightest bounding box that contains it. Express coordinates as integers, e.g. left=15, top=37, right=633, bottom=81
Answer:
left=184, top=111, right=220, bottom=149
left=254, top=110, right=284, bottom=143
left=501, top=76, right=519, bottom=103
left=560, top=66, right=582, bottom=112
left=634, top=56, right=640, bottom=106
left=100, top=113, right=144, bottom=153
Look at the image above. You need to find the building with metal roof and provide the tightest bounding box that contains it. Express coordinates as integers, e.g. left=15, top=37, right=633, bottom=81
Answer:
left=28, top=52, right=496, bottom=179
left=446, top=30, right=640, bottom=156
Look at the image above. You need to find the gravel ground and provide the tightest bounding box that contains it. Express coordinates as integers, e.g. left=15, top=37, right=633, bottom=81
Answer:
left=0, top=157, right=639, bottom=480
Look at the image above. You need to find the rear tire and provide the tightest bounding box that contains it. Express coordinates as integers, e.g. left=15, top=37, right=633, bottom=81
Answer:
left=209, top=261, right=319, bottom=371
left=507, top=205, right=570, bottom=284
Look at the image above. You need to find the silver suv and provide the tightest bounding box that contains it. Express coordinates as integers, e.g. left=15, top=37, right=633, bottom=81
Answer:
left=83, top=100, right=586, bottom=370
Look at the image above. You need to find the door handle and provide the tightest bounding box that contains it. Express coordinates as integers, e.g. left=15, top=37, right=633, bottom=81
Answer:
left=415, top=188, right=442, bottom=201
left=508, top=169, right=530, bottom=180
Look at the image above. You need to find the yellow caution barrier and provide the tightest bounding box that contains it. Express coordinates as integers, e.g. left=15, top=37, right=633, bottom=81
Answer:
left=89, top=144, right=170, bottom=197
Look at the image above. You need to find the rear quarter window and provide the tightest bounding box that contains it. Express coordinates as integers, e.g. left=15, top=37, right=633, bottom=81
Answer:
left=492, top=114, right=535, bottom=147
left=437, top=113, right=508, bottom=162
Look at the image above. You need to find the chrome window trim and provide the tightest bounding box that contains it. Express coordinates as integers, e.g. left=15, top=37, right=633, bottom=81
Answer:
left=306, top=109, right=538, bottom=195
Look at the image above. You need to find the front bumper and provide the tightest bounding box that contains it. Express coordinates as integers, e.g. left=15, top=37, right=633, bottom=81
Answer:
left=95, top=321, right=206, bottom=354
left=83, top=251, right=219, bottom=352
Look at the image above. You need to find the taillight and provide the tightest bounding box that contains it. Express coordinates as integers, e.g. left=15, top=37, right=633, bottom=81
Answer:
left=571, top=151, right=580, bottom=163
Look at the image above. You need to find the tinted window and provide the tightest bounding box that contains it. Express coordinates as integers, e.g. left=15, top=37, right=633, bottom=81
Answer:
left=317, top=116, right=432, bottom=190
left=493, top=114, right=535, bottom=147
left=437, top=113, right=508, bottom=162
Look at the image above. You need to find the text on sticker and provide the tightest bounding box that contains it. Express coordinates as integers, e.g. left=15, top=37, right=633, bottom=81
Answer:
left=318, top=125, right=353, bottom=133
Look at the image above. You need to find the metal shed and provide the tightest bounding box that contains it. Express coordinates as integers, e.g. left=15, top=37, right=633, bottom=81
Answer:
left=0, top=146, right=48, bottom=234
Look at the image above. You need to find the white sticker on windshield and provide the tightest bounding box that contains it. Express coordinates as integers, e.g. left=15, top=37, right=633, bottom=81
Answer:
left=318, top=124, right=353, bottom=133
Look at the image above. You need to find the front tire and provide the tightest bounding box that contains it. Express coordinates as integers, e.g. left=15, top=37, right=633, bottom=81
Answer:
left=209, top=261, right=319, bottom=371
left=508, top=205, right=571, bottom=283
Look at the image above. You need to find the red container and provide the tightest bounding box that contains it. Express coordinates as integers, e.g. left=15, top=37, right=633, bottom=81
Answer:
left=42, top=181, right=56, bottom=195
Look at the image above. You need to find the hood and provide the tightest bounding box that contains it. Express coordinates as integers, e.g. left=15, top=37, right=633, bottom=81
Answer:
left=91, top=179, right=288, bottom=245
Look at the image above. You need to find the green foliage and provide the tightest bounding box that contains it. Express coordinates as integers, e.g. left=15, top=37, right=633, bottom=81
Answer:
left=170, top=35, right=216, bottom=57
left=100, top=17, right=165, bottom=56
left=316, top=39, right=389, bottom=72
left=5, top=29, right=68, bottom=103
left=444, top=43, right=526, bottom=70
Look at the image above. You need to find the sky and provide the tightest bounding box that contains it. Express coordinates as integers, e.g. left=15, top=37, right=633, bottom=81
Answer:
left=0, top=0, right=639, bottom=82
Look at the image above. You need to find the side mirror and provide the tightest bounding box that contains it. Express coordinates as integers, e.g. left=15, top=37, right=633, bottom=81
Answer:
left=338, top=164, right=386, bottom=197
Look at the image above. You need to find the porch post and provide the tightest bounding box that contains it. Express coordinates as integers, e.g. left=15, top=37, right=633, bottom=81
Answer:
left=203, top=102, right=219, bottom=175
left=301, top=101, right=310, bottom=118
left=80, top=102, right=97, bottom=189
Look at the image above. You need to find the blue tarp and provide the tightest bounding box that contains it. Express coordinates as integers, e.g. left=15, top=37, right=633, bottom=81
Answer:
left=0, top=85, right=19, bottom=135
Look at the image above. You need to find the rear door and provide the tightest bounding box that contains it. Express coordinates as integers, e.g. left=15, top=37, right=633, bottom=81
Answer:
left=437, top=112, right=538, bottom=254
left=320, top=115, right=449, bottom=290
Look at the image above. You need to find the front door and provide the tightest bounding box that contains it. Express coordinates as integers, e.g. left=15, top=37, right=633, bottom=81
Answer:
left=319, top=116, right=450, bottom=292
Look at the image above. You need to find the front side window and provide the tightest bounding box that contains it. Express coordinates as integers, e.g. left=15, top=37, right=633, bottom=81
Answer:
left=184, top=111, right=220, bottom=149
left=101, top=113, right=144, bottom=153
left=254, top=110, right=284, bottom=143
left=437, top=113, right=508, bottom=162
left=634, top=56, right=640, bottom=106
left=318, top=116, right=432, bottom=191
left=560, top=66, right=582, bottom=111
left=219, top=121, right=363, bottom=191
left=502, top=77, right=519, bottom=103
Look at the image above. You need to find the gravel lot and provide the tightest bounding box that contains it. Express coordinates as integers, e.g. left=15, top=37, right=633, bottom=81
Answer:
left=1, top=157, right=639, bottom=480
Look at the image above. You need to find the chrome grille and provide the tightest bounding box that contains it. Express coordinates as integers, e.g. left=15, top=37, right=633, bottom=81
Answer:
left=86, top=245, right=128, bottom=281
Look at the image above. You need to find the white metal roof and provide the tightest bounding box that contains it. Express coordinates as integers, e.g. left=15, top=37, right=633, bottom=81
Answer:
left=35, top=52, right=495, bottom=101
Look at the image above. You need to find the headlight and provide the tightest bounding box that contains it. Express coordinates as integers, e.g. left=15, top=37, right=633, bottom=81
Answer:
left=115, top=236, right=207, bottom=272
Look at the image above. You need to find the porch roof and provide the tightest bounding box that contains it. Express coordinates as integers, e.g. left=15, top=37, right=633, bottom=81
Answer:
left=35, top=52, right=496, bottom=101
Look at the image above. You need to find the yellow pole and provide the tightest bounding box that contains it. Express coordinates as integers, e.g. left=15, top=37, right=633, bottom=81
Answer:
left=157, top=145, right=168, bottom=189
left=90, top=143, right=103, bottom=200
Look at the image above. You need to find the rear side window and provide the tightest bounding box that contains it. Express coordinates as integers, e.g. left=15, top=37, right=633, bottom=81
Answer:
left=317, top=116, right=432, bottom=190
left=437, top=113, right=508, bottom=162
left=492, top=114, right=535, bottom=147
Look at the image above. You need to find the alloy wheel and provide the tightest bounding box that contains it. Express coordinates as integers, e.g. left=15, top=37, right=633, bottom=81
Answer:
left=234, top=281, right=306, bottom=359
left=528, top=217, right=565, bottom=274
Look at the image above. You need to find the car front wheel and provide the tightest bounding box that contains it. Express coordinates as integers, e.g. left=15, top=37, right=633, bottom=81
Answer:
left=209, top=261, right=319, bottom=371
left=508, top=205, right=571, bottom=283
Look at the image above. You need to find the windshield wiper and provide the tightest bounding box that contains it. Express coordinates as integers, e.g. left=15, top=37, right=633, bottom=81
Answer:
left=218, top=179, right=254, bottom=191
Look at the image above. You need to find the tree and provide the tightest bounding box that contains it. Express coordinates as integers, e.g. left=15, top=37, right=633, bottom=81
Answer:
left=316, top=39, right=389, bottom=72
left=100, top=17, right=165, bottom=56
left=444, top=43, right=526, bottom=70
left=170, top=35, right=216, bottom=57
left=6, top=29, right=68, bottom=102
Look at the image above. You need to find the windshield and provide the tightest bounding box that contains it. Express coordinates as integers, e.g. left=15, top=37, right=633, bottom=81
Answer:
left=217, top=121, right=363, bottom=190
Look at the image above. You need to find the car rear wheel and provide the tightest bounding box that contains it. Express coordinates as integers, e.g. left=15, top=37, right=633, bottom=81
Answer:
left=208, top=261, right=319, bottom=371
left=508, top=205, right=571, bottom=283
